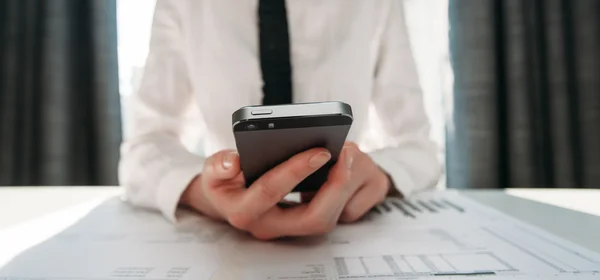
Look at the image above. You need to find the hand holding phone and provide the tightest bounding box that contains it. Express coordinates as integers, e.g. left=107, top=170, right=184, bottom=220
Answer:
left=180, top=101, right=392, bottom=239
left=180, top=145, right=355, bottom=240
left=180, top=141, right=391, bottom=240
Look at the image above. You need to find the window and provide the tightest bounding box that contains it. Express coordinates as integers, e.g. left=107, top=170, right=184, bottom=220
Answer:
left=117, top=0, right=156, bottom=135
left=403, top=0, right=452, bottom=188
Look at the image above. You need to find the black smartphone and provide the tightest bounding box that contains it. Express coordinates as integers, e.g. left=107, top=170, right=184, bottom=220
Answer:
left=232, top=101, right=353, bottom=192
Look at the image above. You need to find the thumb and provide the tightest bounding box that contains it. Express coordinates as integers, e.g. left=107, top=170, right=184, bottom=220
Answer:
left=202, top=149, right=241, bottom=184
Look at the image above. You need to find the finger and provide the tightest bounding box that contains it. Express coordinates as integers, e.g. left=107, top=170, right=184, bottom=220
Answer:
left=248, top=145, right=363, bottom=238
left=307, top=144, right=357, bottom=213
left=339, top=180, right=388, bottom=223
left=345, top=141, right=359, bottom=150
left=201, top=150, right=246, bottom=218
left=227, top=148, right=331, bottom=229
left=301, top=142, right=360, bottom=204
left=264, top=145, right=357, bottom=237
left=202, top=150, right=241, bottom=186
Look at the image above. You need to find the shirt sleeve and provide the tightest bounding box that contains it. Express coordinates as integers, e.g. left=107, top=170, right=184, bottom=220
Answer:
left=368, top=0, right=442, bottom=197
left=118, top=0, right=204, bottom=222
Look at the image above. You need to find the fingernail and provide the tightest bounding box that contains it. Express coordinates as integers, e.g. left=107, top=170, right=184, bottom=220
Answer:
left=309, top=152, right=331, bottom=168
left=223, top=151, right=238, bottom=169
left=345, top=148, right=354, bottom=170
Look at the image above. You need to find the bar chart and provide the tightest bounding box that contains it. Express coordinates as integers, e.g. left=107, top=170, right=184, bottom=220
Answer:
left=334, top=252, right=515, bottom=278
left=372, top=197, right=465, bottom=218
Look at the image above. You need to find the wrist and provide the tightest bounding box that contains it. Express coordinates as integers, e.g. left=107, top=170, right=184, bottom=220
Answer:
left=180, top=175, right=201, bottom=208
left=180, top=175, right=222, bottom=220
left=379, top=168, right=401, bottom=198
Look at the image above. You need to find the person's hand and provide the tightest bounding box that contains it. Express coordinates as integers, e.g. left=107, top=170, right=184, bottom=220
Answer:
left=302, top=142, right=393, bottom=223
left=180, top=146, right=356, bottom=240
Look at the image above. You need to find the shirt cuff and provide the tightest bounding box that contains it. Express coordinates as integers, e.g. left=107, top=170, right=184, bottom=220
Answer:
left=368, top=150, right=416, bottom=198
left=156, top=159, right=204, bottom=222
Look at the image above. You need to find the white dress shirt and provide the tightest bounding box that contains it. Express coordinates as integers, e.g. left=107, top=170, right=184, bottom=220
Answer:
left=119, top=0, right=441, bottom=221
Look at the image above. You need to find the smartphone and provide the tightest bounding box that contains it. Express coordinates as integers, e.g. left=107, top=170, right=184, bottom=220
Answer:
left=232, top=101, right=353, bottom=192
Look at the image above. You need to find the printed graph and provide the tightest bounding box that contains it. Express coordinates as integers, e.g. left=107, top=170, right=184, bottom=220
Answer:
left=372, top=198, right=465, bottom=218
left=334, top=252, right=516, bottom=278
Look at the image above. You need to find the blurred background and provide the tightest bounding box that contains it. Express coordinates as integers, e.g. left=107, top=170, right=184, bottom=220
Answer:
left=1, top=0, right=599, bottom=190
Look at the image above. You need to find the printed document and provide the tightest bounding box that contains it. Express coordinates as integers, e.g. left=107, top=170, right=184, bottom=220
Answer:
left=0, top=191, right=599, bottom=280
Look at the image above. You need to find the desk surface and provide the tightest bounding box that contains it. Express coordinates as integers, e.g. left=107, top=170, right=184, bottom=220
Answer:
left=1, top=187, right=599, bottom=252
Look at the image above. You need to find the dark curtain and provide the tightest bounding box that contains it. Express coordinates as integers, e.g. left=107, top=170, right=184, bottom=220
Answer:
left=0, top=0, right=121, bottom=185
left=448, top=0, right=600, bottom=189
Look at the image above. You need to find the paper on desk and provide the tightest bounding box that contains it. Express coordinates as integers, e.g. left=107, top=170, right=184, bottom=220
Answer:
left=1, top=191, right=599, bottom=280
left=0, top=198, right=232, bottom=280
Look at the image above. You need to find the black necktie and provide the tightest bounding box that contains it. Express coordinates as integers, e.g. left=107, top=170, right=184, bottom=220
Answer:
left=258, top=0, right=293, bottom=105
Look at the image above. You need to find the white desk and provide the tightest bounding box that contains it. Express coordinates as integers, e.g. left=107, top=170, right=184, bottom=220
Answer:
left=461, top=189, right=600, bottom=252
left=1, top=187, right=599, bottom=253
